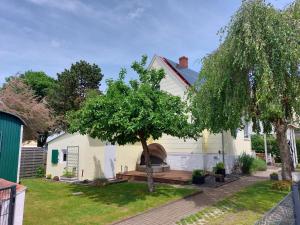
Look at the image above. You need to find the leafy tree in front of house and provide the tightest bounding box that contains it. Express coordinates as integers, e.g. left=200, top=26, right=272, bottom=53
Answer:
left=48, top=60, right=104, bottom=129
left=68, top=56, right=196, bottom=192
left=190, top=0, right=300, bottom=180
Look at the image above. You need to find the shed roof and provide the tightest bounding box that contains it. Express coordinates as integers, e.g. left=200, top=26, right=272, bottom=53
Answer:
left=0, top=110, right=26, bottom=125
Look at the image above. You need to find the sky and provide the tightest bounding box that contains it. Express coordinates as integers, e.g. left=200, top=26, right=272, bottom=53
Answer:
left=0, top=0, right=293, bottom=90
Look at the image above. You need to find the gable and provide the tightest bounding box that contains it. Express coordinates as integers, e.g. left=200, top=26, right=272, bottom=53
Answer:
left=148, top=56, right=189, bottom=99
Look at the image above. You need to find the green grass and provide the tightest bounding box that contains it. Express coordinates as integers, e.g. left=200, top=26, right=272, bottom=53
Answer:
left=177, top=181, right=289, bottom=225
left=22, top=179, right=196, bottom=225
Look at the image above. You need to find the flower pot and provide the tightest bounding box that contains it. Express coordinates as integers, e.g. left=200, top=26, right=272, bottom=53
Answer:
left=192, top=175, right=205, bottom=184
left=270, top=174, right=279, bottom=181
left=215, top=175, right=225, bottom=182
left=216, top=168, right=226, bottom=177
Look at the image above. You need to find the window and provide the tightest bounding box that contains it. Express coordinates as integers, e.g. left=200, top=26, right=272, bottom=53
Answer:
left=244, top=123, right=249, bottom=138
left=62, top=149, right=67, bottom=162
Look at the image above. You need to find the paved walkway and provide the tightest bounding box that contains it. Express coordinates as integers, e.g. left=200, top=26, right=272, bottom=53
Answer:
left=112, top=170, right=273, bottom=225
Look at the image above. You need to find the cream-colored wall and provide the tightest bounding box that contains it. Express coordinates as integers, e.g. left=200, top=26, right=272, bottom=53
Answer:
left=150, top=56, right=202, bottom=154
left=46, top=133, right=105, bottom=181
left=115, top=143, right=142, bottom=173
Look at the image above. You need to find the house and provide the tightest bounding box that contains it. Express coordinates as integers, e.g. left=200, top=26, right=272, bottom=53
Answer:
left=0, top=111, right=25, bottom=183
left=46, top=55, right=252, bottom=181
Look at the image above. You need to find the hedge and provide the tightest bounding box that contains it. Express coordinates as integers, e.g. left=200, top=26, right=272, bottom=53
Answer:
left=251, top=134, right=300, bottom=163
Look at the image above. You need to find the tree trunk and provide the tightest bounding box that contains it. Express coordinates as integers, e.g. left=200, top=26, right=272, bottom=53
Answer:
left=274, top=120, right=293, bottom=180
left=141, top=138, right=155, bottom=192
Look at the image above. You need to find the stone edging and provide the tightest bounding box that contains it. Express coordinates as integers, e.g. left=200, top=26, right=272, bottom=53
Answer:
left=109, top=189, right=203, bottom=225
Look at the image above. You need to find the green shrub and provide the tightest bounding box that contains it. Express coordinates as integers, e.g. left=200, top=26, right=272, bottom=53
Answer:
left=192, top=169, right=205, bottom=177
left=251, top=158, right=267, bottom=172
left=215, top=162, right=225, bottom=170
left=36, top=166, right=45, bottom=178
left=63, top=168, right=75, bottom=178
left=238, top=153, right=254, bottom=174
left=271, top=181, right=292, bottom=191
left=46, top=174, right=52, bottom=179
left=251, top=134, right=281, bottom=162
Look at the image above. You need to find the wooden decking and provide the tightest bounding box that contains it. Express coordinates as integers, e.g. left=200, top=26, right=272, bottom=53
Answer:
left=116, top=170, right=192, bottom=185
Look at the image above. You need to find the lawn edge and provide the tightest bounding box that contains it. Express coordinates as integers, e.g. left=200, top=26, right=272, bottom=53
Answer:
left=109, top=188, right=203, bottom=225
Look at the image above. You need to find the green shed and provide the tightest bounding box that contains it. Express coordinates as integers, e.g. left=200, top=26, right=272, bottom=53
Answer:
left=0, top=111, right=25, bottom=182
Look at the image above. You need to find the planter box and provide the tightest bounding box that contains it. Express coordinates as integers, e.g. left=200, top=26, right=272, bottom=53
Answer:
left=216, top=168, right=226, bottom=177
left=192, top=175, right=205, bottom=185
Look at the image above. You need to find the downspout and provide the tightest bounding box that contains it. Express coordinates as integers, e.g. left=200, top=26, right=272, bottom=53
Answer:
left=222, top=131, right=225, bottom=165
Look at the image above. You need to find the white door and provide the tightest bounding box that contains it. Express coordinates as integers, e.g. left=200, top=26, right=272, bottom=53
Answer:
left=104, top=144, right=116, bottom=179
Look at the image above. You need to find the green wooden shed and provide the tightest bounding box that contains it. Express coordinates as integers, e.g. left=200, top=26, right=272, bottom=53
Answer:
left=0, top=111, right=25, bottom=182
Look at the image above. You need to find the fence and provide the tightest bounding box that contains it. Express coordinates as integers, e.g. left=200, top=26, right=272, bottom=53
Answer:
left=0, top=185, right=16, bottom=225
left=20, top=147, right=47, bottom=178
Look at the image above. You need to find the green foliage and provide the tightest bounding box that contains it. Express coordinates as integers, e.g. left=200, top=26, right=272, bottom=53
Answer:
left=238, top=153, right=255, bottom=174
left=215, top=162, right=225, bottom=170
left=46, top=174, right=52, bottom=179
left=48, top=60, right=103, bottom=129
left=251, top=134, right=281, bottom=162
left=63, top=168, right=75, bottom=178
left=190, top=0, right=299, bottom=179
left=21, top=71, right=56, bottom=99
left=68, top=56, right=196, bottom=145
left=252, top=158, right=267, bottom=171
left=271, top=180, right=292, bottom=192
left=35, top=166, right=45, bottom=178
left=192, top=169, right=205, bottom=177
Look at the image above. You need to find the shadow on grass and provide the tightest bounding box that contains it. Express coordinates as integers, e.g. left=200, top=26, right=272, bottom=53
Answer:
left=67, top=181, right=193, bottom=207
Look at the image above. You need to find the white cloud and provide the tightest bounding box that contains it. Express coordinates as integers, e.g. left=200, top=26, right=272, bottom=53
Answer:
left=26, top=0, right=92, bottom=13
left=128, top=7, right=145, bottom=19
left=50, top=40, right=61, bottom=48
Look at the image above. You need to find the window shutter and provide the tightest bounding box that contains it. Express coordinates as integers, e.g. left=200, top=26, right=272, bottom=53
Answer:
left=51, top=149, right=59, bottom=164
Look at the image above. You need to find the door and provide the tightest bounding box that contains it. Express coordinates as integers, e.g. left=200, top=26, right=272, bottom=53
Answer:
left=104, top=144, right=116, bottom=179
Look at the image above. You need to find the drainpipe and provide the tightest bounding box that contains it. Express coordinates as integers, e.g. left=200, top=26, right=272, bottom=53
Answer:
left=222, top=131, right=225, bottom=165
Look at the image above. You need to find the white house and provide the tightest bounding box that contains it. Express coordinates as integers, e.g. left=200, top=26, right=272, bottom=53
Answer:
left=46, top=55, right=252, bottom=181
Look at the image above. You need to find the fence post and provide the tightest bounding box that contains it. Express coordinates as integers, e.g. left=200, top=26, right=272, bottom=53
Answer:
left=292, top=183, right=300, bottom=225
left=8, top=185, right=16, bottom=225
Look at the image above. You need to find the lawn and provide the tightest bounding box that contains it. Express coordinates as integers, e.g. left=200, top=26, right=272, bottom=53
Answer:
left=177, top=181, right=289, bottom=225
left=22, top=179, right=196, bottom=225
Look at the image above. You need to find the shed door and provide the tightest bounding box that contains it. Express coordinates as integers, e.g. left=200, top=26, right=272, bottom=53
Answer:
left=104, top=144, right=116, bottom=179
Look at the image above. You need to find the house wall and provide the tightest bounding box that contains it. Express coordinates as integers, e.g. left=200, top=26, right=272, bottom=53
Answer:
left=115, top=143, right=142, bottom=173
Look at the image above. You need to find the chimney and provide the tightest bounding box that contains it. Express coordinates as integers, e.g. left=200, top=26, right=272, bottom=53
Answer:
left=179, top=56, right=188, bottom=68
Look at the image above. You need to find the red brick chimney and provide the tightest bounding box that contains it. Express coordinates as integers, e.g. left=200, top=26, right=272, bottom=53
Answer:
left=179, top=56, right=188, bottom=68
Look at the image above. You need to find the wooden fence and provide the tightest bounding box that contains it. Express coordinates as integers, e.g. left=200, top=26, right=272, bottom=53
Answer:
left=20, top=147, right=47, bottom=178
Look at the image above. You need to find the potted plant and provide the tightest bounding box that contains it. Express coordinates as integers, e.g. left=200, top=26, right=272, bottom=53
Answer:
left=192, top=169, right=205, bottom=184
left=214, top=162, right=226, bottom=177
left=270, top=172, right=279, bottom=181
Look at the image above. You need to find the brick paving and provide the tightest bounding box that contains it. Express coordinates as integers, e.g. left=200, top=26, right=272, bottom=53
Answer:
left=112, top=171, right=270, bottom=225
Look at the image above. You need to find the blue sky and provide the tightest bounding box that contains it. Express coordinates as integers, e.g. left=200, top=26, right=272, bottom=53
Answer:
left=0, top=0, right=293, bottom=90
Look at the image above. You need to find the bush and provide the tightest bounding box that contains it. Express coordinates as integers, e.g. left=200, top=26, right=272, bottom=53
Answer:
left=271, top=180, right=292, bottom=191
left=36, top=166, right=45, bottom=178
left=63, top=168, right=75, bottom=178
left=251, top=134, right=281, bottom=162
left=251, top=158, right=267, bottom=171
left=192, top=169, right=205, bottom=177
left=215, top=162, right=225, bottom=170
left=46, top=174, right=52, bottom=179
left=238, top=153, right=254, bottom=174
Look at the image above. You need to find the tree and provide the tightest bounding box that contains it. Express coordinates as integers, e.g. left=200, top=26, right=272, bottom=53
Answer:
left=0, top=78, right=53, bottom=142
left=190, top=0, right=300, bottom=180
left=68, top=56, right=195, bottom=192
left=21, top=71, right=56, bottom=100
left=48, top=60, right=103, bottom=129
